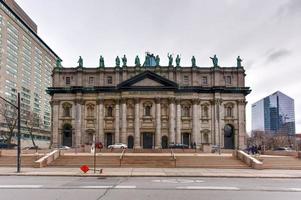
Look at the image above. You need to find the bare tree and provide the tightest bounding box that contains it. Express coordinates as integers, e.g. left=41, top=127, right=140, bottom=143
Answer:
left=0, top=100, right=18, bottom=145
left=23, top=110, right=43, bottom=148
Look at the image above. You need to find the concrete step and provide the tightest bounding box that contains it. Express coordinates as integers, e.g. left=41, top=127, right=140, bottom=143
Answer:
left=260, top=156, right=301, bottom=169
left=0, top=155, right=40, bottom=167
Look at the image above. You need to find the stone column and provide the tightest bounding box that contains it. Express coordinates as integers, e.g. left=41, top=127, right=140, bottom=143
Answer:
left=51, top=101, right=59, bottom=148
left=192, top=99, right=200, bottom=148
left=155, top=98, right=161, bottom=149
left=115, top=99, right=120, bottom=144
left=75, top=99, right=83, bottom=148
left=237, top=99, right=247, bottom=149
left=97, top=99, right=104, bottom=144
left=134, top=98, right=141, bottom=148
left=121, top=98, right=127, bottom=144
left=213, top=96, right=222, bottom=149
left=168, top=98, right=175, bottom=144
left=176, top=98, right=181, bottom=144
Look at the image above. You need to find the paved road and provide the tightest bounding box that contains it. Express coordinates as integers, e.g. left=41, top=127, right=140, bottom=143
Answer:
left=0, top=176, right=301, bottom=200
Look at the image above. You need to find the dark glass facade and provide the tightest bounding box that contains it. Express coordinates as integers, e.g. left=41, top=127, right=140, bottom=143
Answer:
left=252, top=91, right=295, bottom=135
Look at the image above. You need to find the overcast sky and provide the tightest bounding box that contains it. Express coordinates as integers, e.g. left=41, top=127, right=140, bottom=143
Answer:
left=17, top=0, right=301, bottom=133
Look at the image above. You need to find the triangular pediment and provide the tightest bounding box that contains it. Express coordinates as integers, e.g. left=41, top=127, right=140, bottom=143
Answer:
left=132, top=78, right=164, bottom=87
left=118, top=70, right=178, bottom=90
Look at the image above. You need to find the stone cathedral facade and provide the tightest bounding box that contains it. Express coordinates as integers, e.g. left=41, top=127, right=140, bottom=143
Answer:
left=47, top=55, right=251, bottom=150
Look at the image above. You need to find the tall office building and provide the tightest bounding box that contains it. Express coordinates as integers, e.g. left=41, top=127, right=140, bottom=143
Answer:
left=252, top=91, right=295, bottom=135
left=0, top=0, right=60, bottom=143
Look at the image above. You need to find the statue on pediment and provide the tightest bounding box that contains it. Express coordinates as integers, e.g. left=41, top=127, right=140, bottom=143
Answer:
left=122, top=55, right=127, bottom=67
left=210, top=54, right=218, bottom=67
left=155, top=55, right=160, bottom=66
left=78, top=56, right=83, bottom=67
left=175, top=54, right=181, bottom=67
left=56, top=58, right=62, bottom=68
left=191, top=56, right=196, bottom=67
left=135, top=55, right=141, bottom=67
left=237, top=56, right=242, bottom=67
left=99, top=55, right=105, bottom=68
left=115, top=56, right=120, bottom=67
left=168, top=53, right=173, bottom=66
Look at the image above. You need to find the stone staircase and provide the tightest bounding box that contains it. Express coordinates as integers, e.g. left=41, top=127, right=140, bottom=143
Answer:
left=48, top=154, right=121, bottom=168
left=259, top=155, right=301, bottom=169
left=176, top=154, right=249, bottom=168
left=0, top=155, right=41, bottom=167
left=48, top=153, right=248, bottom=169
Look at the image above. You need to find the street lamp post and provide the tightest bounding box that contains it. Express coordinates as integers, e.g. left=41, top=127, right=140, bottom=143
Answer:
left=0, top=93, right=21, bottom=173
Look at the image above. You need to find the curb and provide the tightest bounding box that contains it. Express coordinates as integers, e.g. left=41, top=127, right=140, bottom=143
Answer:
left=0, top=173, right=301, bottom=179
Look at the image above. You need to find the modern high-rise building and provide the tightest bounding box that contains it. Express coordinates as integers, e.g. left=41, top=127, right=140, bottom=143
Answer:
left=252, top=91, right=295, bottom=135
left=0, top=0, right=60, bottom=144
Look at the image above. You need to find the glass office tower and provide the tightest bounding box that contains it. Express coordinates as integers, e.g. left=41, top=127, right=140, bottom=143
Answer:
left=252, top=91, right=295, bottom=135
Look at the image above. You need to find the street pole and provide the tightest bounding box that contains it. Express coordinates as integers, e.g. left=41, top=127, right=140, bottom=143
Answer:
left=17, top=93, right=21, bottom=173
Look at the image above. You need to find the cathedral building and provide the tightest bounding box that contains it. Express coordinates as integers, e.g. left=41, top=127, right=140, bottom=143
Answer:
left=47, top=54, right=251, bottom=150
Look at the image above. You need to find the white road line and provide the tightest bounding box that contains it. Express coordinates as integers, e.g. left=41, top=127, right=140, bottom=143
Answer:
left=177, top=186, right=240, bottom=190
left=80, top=186, right=113, bottom=189
left=114, top=186, right=137, bottom=189
left=79, top=185, right=136, bottom=189
left=287, top=188, right=301, bottom=192
left=0, top=185, right=43, bottom=189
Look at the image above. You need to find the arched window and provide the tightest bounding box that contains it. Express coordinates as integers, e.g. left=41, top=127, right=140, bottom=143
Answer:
left=203, top=132, right=209, bottom=144
left=107, top=106, right=113, bottom=117
left=145, top=106, right=151, bottom=116
left=62, top=103, right=72, bottom=117
left=182, top=105, right=190, bottom=117
left=203, top=105, right=209, bottom=117
left=226, top=106, right=232, bottom=117
left=87, top=104, right=95, bottom=117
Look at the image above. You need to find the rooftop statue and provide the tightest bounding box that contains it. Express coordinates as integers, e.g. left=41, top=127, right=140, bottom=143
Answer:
left=99, top=55, right=105, bottom=68
left=210, top=54, right=218, bottom=67
left=191, top=56, right=196, bottom=67
left=122, top=55, right=127, bottom=67
left=175, top=54, right=181, bottom=67
left=135, top=55, right=141, bottom=67
left=237, top=56, right=242, bottom=67
left=115, top=56, right=120, bottom=67
left=143, top=53, right=156, bottom=67
left=155, top=55, right=160, bottom=66
left=168, top=54, right=173, bottom=66
left=78, top=56, right=83, bottom=67
left=56, top=58, right=62, bottom=68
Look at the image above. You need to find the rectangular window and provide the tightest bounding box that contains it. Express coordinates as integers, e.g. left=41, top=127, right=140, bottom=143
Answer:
left=183, top=75, right=189, bottom=85
left=202, top=76, right=208, bottom=85
left=226, top=76, right=232, bottom=84
left=66, top=77, right=70, bottom=85
left=89, top=77, right=94, bottom=85
left=107, top=76, right=112, bottom=84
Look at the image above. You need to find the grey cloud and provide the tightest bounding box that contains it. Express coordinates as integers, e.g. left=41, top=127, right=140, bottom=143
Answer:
left=277, top=0, right=301, bottom=18
left=265, top=49, right=291, bottom=64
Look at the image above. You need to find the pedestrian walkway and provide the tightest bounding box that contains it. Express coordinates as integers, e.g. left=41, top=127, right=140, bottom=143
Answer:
left=1, top=167, right=301, bottom=178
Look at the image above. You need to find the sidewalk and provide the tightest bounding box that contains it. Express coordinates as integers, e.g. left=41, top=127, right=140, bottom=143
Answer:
left=1, top=167, right=301, bottom=178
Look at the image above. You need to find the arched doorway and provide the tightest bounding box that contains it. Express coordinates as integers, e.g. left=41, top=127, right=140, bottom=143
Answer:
left=62, top=123, right=72, bottom=147
left=105, top=133, right=113, bottom=147
left=224, top=124, right=235, bottom=149
left=128, top=136, right=134, bottom=149
left=161, top=136, right=168, bottom=149
left=182, top=133, right=190, bottom=147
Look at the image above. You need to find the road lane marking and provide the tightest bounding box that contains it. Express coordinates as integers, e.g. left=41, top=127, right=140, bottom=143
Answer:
left=114, top=186, right=136, bottom=189
left=152, top=179, right=204, bottom=184
left=176, top=186, right=240, bottom=190
left=79, top=185, right=136, bottom=189
left=287, top=188, right=301, bottom=192
left=0, top=185, right=43, bottom=189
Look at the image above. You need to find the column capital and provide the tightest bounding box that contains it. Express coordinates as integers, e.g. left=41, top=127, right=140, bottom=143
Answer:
left=96, top=98, right=104, bottom=105
left=114, top=98, right=120, bottom=104
left=237, top=99, right=247, bottom=105
left=155, top=97, right=161, bottom=104
left=212, top=98, right=222, bottom=105
left=75, top=98, right=84, bottom=105
left=168, top=97, right=176, bottom=104
left=175, top=98, right=181, bottom=104
left=120, top=98, right=128, bottom=104
left=134, top=98, right=140, bottom=104
left=192, top=99, right=200, bottom=105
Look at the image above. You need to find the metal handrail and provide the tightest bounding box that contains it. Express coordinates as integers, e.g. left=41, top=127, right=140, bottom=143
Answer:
left=170, top=148, right=176, bottom=160
left=119, top=148, right=126, bottom=166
